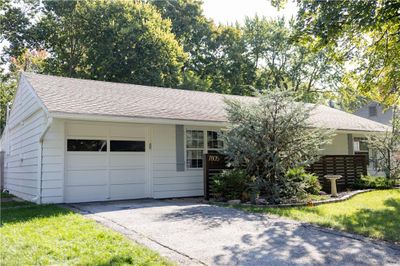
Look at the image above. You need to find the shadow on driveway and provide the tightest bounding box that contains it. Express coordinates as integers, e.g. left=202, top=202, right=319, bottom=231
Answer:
left=71, top=199, right=400, bottom=266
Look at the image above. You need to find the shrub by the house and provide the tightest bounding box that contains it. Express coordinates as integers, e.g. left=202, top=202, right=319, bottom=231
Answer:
left=354, top=175, right=395, bottom=189
left=212, top=169, right=251, bottom=201
left=279, top=167, right=321, bottom=200
left=223, top=90, right=333, bottom=203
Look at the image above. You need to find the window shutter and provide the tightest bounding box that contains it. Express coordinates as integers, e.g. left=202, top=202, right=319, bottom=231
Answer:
left=176, top=125, right=185, bottom=171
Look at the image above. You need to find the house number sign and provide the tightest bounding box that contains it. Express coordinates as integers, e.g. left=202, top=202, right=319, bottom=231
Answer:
left=208, top=155, right=220, bottom=162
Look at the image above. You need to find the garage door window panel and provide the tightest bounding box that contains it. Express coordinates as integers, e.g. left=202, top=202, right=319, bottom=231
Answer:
left=110, top=140, right=145, bottom=152
left=67, top=139, right=107, bottom=152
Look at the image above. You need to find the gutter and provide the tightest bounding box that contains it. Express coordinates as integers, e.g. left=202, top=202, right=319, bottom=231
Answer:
left=49, top=111, right=390, bottom=133
left=35, top=117, right=53, bottom=204
left=50, top=111, right=227, bottom=127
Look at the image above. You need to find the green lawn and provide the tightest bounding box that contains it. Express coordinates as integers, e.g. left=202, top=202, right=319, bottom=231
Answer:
left=0, top=191, right=14, bottom=198
left=235, top=189, right=400, bottom=243
left=1, top=200, right=35, bottom=208
left=0, top=203, right=173, bottom=265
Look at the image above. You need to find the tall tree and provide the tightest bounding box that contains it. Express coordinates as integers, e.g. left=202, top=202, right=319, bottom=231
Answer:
left=2, top=0, right=187, bottom=87
left=0, top=71, right=16, bottom=133
left=0, top=49, right=47, bottom=132
left=243, top=16, right=343, bottom=102
left=296, top=0, right=400, bottom=107
left=0, top=0, right=40, bottom=60
left=151, top=0, right=214, bottom=76
left=205, top=25, right=255, bottom=95
left=152, top=0, right=255, bottom=95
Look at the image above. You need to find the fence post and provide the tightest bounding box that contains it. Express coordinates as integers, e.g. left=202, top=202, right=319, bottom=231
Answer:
left=203, top=154, right=209, bottom=200
left=362, top=155, right=368, bottom=176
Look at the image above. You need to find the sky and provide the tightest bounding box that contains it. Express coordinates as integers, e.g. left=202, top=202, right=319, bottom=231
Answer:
left=202, top=0, right=298, bottom=25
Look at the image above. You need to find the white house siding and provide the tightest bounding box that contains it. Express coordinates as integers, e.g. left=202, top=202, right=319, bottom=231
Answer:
left=2, top=77, right=46, bottom=201
left=3, top=107, right=378, bottom=203
left=60, top=121, right=205, bottom=201
left=321, top=133, right=349, bottom=155
left=151, top=124, right=204, bottom=198
left=41, top=119, right=65, bottom=203
left=42, top=123, right=361, bottom=203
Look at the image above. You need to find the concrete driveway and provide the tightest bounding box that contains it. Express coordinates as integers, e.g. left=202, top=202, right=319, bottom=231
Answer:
left=69, top=199, right=400, bottom=266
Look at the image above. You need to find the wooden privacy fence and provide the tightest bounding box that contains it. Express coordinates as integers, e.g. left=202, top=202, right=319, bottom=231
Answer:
left=203, top=154, right=368, bottom=199
left=203, top=154, right=228, bottom=200
left=305, top=155, right=368, bottom=192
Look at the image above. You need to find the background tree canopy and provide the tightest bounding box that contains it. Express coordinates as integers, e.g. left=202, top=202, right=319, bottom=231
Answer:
left=295, top=0, right=400, bottom=107
left=1, top=0, right=398, bottom=131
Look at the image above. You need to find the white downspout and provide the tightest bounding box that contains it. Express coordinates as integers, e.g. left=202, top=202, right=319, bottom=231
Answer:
left=35, top=117, right=53, bottom=204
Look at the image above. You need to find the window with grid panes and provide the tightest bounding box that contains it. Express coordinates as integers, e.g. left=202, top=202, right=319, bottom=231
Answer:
left=186, top=130, right=224, bottom=169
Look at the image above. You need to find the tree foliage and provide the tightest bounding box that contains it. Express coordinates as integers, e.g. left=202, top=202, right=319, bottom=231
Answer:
left=1, top=0, right=346, bottom=98
left=0, top=49, right=47, bottom=133
left=2, top=0, right=187, bottom=87
left=243, top=16, right=343, bottom=102
left=223, top=90, right=333, bottom=202
left=0, top=0, right=363, bottom=132
left=0, top=71, right=16, bottom=133
left=152, top=0, right=255, bottom=95
left=368, top=107, right=400, bottom=179
left=296, top=0, right=400, bottom=107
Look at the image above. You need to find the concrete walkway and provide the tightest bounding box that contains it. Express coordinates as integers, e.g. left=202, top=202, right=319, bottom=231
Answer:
left=69, top=199, right=400, bottom=266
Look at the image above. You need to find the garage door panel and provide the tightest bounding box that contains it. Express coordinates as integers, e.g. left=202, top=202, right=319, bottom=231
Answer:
left=65, top=185, right=108, bottom=203
left=109, top=154, right=145, bottom=168
left=110, top=184, right=147, bottom=200
left=65, top=123, right=148, bottom=203
left=67, top=124, right=108, bottom=137
left=67, top=154, right=108, bottom=170
left=109, top=127, right=146, bottom=138
left=110, top=169, right=145, bottom=184
left=66, top=170, right=108, bottom=186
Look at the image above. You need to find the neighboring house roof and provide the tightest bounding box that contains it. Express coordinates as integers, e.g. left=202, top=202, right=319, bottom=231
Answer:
left=354, top=101, right=396, bottom=126
left=23, top=72, right=390, bottom=132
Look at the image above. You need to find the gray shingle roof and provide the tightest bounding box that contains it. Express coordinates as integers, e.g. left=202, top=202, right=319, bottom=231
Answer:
left=24, top=73, right=389, bottom=132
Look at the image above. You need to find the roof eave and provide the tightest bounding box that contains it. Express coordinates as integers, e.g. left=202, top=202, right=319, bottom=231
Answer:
left=49, top=111, right=228, bottom=127
left=50, top=111, right=390, bottom=133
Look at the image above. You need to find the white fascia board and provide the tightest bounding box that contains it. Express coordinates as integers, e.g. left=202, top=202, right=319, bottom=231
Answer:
left=50, top=111, right=390, bottom=133
left=335, top=129, right=390, bottom=134
left=50, top=111, right=229, bottom=127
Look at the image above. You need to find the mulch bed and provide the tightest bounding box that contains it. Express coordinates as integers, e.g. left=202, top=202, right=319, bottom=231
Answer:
left=210, top=189, right=375, bottom=208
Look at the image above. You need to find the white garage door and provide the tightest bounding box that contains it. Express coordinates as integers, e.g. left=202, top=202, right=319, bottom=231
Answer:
left=65, top=123, right=149, bottom=203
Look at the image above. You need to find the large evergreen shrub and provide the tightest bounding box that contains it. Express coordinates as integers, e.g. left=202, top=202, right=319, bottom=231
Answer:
left=223, top=90, right=333, bottom=203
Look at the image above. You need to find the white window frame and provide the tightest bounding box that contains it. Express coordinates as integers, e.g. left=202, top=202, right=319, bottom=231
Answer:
left=66, top=137, right=108, bottom=153
left=184, top=127, right=224, bottom=170
left=353, top=137, right=368, bottom=152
